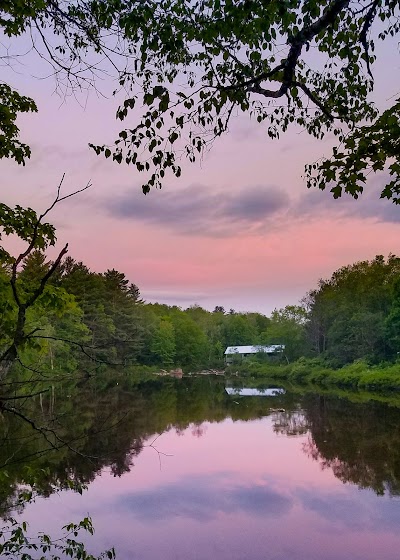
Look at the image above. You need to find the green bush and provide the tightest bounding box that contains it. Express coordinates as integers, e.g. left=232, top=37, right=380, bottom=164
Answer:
left=227, top=357, right=400, bottom=393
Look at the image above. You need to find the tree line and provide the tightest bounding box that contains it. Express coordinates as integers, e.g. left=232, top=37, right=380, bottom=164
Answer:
left=306, top=254, right=400, bottom=366
left=2, top=249, right=400, bottom=375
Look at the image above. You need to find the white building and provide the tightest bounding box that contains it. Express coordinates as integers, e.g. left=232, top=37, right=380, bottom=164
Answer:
left=224, top=345, right=285, bottom=364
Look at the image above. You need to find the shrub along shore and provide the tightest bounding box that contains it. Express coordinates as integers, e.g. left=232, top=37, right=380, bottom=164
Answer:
left=226, top=358, right=400, bottom=392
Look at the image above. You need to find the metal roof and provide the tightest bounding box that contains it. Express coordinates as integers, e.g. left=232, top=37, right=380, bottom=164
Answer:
left=224, top=345, right=285, bottom=355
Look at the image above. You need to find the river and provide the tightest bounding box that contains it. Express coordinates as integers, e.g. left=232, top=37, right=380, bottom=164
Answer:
left=2, top=375, right=400, bottom=559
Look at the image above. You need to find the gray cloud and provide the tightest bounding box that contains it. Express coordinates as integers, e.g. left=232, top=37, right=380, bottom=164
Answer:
left=104, top=173, right=400, bottom=239
left=293, top=173, right=400, bottom=225
left=222, top=187, right=287, bottom=221
left=114, top=473, right=292, bottom=522
left=105, top=184, right=289, bottom=237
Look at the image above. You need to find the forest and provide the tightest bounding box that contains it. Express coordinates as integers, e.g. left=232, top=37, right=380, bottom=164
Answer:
left=1, top=0, right=400, bottom=388
left=2, top=1, right=400, bottom=557
left=1, top=250, right=400, bottom=379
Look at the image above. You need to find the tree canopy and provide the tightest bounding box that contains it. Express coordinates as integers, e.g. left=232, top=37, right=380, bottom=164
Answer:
left=1, top=0, right=400, bottom=200
left=305, top=254, right=400, bottom=365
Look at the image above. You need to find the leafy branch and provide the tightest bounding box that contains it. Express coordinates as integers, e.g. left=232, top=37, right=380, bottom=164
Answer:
left=0, top=176, right=91, bottom=379
left=0, top=515, right=115, bottom=560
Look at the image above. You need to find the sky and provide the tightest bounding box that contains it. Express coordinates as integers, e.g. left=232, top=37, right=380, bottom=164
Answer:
left=1, top=28, right=400, bottom=315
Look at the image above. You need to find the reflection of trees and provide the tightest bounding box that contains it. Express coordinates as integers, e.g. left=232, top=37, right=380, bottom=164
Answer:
left=3, top=377, right=400, bottom=514
left=0, top=386, right=147, bottom=516
left=191, top=423, right=207, bottom=438
left=0, top=376, right=294, bottom=515
left=264, top=392, right=400, bottom=497
left=272, top=409, right=309, bottom=437
left=301, top=395, right=400, bottom=496
left=302, top=435, right=387, bottom=492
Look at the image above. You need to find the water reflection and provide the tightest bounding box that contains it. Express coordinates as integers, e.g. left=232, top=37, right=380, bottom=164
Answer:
left=117, top=472, right=292, bottom=522
left=2, top=376, right=400, bottom=560
left=297, top=486, right=400, bottom=532
left=273, top=410, right=309, bottom=437
left=299, top=395, right=400, bottom=496
left=225, top=387, right=286, bottom=397
left=15, top=416, right=400, bottom=560
left=2, top=378, right=400, bottom=504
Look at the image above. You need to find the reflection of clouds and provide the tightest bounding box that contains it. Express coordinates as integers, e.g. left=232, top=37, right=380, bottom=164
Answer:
left=297, top=487, right=400, bottom=532
left=115, top=473, right=293, bottom=522
left=371, top=494, right=400, bottom=530
left=297, top=489, right=367, bottom=531
left=111, top=474, right=400, bottom=535
left=231, top=485, right=290, bottom=516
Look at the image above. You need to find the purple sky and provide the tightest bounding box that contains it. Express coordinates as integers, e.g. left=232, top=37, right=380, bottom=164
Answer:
left=1, top=31, right=400, bottom=314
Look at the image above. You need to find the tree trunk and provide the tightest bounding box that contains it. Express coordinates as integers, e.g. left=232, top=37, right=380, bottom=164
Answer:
left=0, top=345, right=18, bottom=381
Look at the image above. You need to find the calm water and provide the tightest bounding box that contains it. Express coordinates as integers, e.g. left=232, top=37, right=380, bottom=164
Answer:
left=3, top=376, right=400, bottom=559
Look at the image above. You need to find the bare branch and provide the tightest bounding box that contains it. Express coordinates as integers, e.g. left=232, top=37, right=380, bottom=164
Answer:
left=220, top=63, right=285, bottom=92
left=360, top=0, right=380, bottom=79
left=294, top=81, right=336, bottom=121
left=25, top=243, right=68, bottom=307
left=9, top=175, right=91, bottom=305
left=38, top=175, right=92, bottom=224
left=0, top=403, right=101, bottom=461
left=145, top=433, right=173, bottom=471
left=0, top=407, right=130, bottom=469
left=0, top=389, right=49, bottom=401
left=27, top=334, right=135, bottom=367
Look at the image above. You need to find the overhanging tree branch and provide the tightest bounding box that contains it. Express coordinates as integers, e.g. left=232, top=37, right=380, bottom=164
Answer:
left=227, top=0, right=350, bottom=104
left=0, top=177, right=92, bottom=378
left=359, top=0, right=380, bottom=78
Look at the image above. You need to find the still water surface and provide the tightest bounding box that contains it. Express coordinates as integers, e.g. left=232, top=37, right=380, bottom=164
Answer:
left=8, top=377, right=400, bottom=559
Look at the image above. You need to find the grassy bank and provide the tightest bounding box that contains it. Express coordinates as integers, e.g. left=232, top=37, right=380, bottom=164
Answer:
left=226, top=358, right=400, bottom=392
